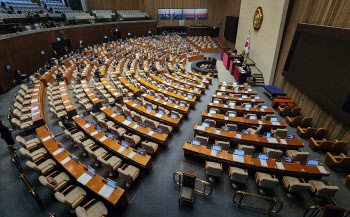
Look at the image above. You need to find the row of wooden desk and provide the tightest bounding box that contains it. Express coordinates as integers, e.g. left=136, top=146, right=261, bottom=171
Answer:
left=207, top=102, right=274, bottom=116
left=219, top=82, right=250, bottom=88
left=31, top=83, right=46, bottom=127
left=36, top=125, right=129, bottom=209
left=118, top=77, right=141, bottom=98
left=183, top=142, right=329, bottom=179
left=59, top=81, right=77, bottom=116
left=216, top=88, right=257, bottom=96
left=176, top=71, right=210, bottom=88
left=100, top=78, right=123, bottom=104
left=162, top=73, right=206, bottom=94
left=213, top=94, right=265, bottom=105
left=81, top=79, right=102, bottom=108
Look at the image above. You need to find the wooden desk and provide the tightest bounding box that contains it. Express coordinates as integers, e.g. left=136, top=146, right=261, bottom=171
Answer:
left=176, top=72, right=210, bottom=88
left=59, top=81, right=77, bottom=116
left=219, top=82, right=251, bottom=89
left=271, top=98, right=295, bottom=108
left=124, top=99, right=181, bottom=131
left=135, top=76, right=196, bottom=108
left=163, top=73, right=206, bottom=94
left=81, top=64, right=93, bottom=81
left=31, top=83, right=46, bottom=127
left=101, top=107, right=169, bottom=148
left=207, top=102, right=274, bottom=117
left=213, top=94, right=265, bottom=105
left=188, top=54, right=204, bottom=62
left=100, top=78, right=123, bottom=104
left=183, top=142, right=329, bottom=179
left=118, top=77, right=141, bottom=98
left=72, top=115, right=152, bottom=172
left=81, top=80, right=102, bottom=108
left=36, top=125, right=128, bottom=209
left=62, top=65, right=76, bottom=85
left=40, top=65, right=60, bottom=87
left=193, top=124, right=302, bottom=150
left=216, top=88, right=257, bottom=96
left=188, top=71, right=212, bottom=84
left=141, top=94, right=190, bottom=118
left=201, top=111, right=286, bottom=129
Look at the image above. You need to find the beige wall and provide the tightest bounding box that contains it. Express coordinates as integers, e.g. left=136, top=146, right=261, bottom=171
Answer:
left=235, top=0, right=289, bottom=84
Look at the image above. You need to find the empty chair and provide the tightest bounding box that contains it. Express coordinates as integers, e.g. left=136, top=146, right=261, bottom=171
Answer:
left=12, top=109, right=31, bottom=121
left=308, top=138, right=334, bottom=151
left=134, top=113, right=146, bottom=123
left=16, top=135, right=41, bottom=149
left=195, top=135, right=208, bottom=146
left=300, top=117, right=313, bottom=127
left=98, top=118, right=114, bottom=130
left=54, top=185, right=87, bottom=209
left=76, top=139, right=95, bottom=156
left=158, top=107, right=170, bottom=116
left=171, top=111, right=183, bottom=119
left=26, top=158, right=56, bottom=175
left=145, top=101, right=157, bottom=110
left=309, top=180, right=339, bottom=199
left=76, top=200, right=108, bottom=217
left=178, top=173, right=196, bottom=208
left=289, top=107, right=301, bottom=116
left=282, top=176, right=311, bottom=199
left=209, top=108, right=219, bottom=114
left=117, top=164, right=140, bottom=187
left=50, top=108, right=67, bottom=119
left=204, top=119, right=216, bottom=128
left=11, top=118, right=33, bottom=130
left=314, top=128, right=329, bottom=139
left=296, top=127, right=317, bottom=138
left=110, top=126, right=126, bottom=139
left=277, top=106, right=293, bottom=116
left=115, top=103, right=124, bottom=113
left=255, top=172, right=279, bottom=195
left=247, top=125, right=262, bottom=135
left=226, top=111, right=237, bottom=117
left=229, top=166, right=248, bottom=189
left=124, top=134, right=141, bottom=147
left=262, top=114, right=276, bottom=121
left=286, top=150, right=309, bottom=162
left=64, top=129, right=85, bottom=143
left=263, top=147, right=283, bottom=159
left=245, top=113, right=257, bottom=119
left=159, top=124, right=173, bottom=134
left=272, top=129, right=288, bottom=139
left=90, top=112, right=105, bottom=123
left=330, top=140, right=347, bottom=152
left=226, top=124, right=238, bottom=131
left=141, top=141, right=158, bottom=154
left=38, top=171, right=70, bottom=191
left=85, top=145, right=107, bottom=166
left=286, top=116, right=303, bottom=127
left=13, top=102, right=31, bottom=113
left=98, top=154, right=122, bottom=176
left=146, top=118, right=159, bottom=129
left=237, top=144, right=254, bottom=155
left=215, top=140, right=230, bottom=150
left=19, top=147, right=47, bottom=161
left=324, top=152, right=350, bottom=168
left=205, top=161, right=222, bottom=182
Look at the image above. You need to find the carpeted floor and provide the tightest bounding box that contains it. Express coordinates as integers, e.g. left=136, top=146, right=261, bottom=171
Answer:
left=0, top=50, right=349, bottom=217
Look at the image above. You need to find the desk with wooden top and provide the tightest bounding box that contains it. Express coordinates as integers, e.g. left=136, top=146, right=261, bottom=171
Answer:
left=207, top=102, right=274, bottom=116
left=219, top=82, right=251, bottom=88
left=81, top=80, right=102, bottom=108
left=118, top=77, right=141, bottom=97
left=124, top=100, right=181, bottom=131
left=183, top=142, right=329, bottom=179
left=188, top=71, right=212, bottom=84
left=216, top=88, right=257, bottom=96
left=40, top=65, right=60, bottom=87
left=201, top=112, right=286, bottom=129
left=100, top=78, right=123, bottom=103
left=193, top=124, right=302, bottom=150
left=213, top=94, right=265, bottom=105
left=36, top=125, right=128, bottom=209
left=141, top=94, right=190, bottom=118
left=72, top=115, right=152, bottom=172
left=31, top=83, right=46, bottom=127
left=176, top=72, right=210, bottom=88
left=101, top=107, right=169, bottom=148
left=81, top=65, right=92, bottom=81
left=59, top=81, right=77, bottom=116
left=271, top=98, right=295, bottom=108
left=135, top=76, right=196, bottom=108
left=62, top=65, right=76, bottom=85
left=163, top=73, right=206, bottom=94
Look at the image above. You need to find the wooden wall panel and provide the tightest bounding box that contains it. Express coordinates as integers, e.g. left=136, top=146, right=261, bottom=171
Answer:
left=273, top=0, right=350, bottom=153
left=0, top=21, right=156, bottom=93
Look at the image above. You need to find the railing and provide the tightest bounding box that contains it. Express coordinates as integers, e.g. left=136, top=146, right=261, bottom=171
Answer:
left=303, top=206, right=350, bottom=217
left=173, top=172, right=212, bottom=197
left=233, top=191, right=283, bottom=215
left=49, top=213, right=56, bottom=217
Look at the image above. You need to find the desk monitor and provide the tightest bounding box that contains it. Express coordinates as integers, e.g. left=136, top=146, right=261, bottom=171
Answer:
left=234, top=149, right=245, bottom=156
left=308, top=160, right=319, bottom=166
left=221, top=87, right=226, bottom=91
left=177, top=92, right=182, bottom=96
left=147, top=106, right=152, bottom=111
left=203, top=122, right=210, bottom=128
left=192, top=140, right=201, bottom=146
left=286, top=135, right=296, bottom=140
left=249, top=116, right=257, bottom=120
left=221, top=126, right=229, bottom=132
left=255, top=96, right=260, bottom=99
left=184, top=79, right=188, bottom=82
left=264, top=132, right=274, bottom=138
left=127, top=116, right=133, bottom=122
left=148, top=91, right=152, bottom=96
left=203, top=78, right=207, bottom=81
left=155, top=128, right=163, bottom=134
left=176, top=83, right=180, bottom=87
left=259, top=154, right=269, bottom=160
left=282, top=157, right=294, bottom=163
left=242, top=130, right=251, bottom=135
left=213, top=100, right=220, bottom=104
left=213, top=145, right=222, bottom=152
left=242, top=95, right=248, bottom=99
left=261, top=105, right=268, bottom=109
left=229, top=102, right=236, bottom=106
left=107, top=178, right=117, bottom=189
left=170, top=114, right=177, bottom=119
left=158, top=110, right=164, bottom=115
left=194, top=88, right=199, bottom=92
left=87, top=166, right=95, bottom=176
left=217, top=92, right=222, bottom=96
left=179, top=102, right=186, bottom=107
left=121, top=141, right=129, bottom=148
left=247, top=88, right=253, bottom=91
left=107, top=133, right=114, bottom=141
left=209, top=109, right=216, bottom=114
left=188, top=95, right=193, bottom=99
left=157, top=95, right=162, bottom=100
left=140, top=122, right=147, bottom=128
left=104, top=36, right=107, bottom=39
left=87, top=119, right=92, bottom=127
left=71, top=154, right=79, bottom=164
left=199, top=83, right=204, bottom=87
left=228, top=113, right=236, bottom=117
left=96, top=126, right=102, bottom=133
left=137, top=148, right=146, bottom=156
left=270, top=117, right=278, bottom=122
left=107, top=105, right=111, bottom=110
left=168, top=99, right=173, bottom=104
left=116, top=111, right=121, bottom=116
left=193, top=76, right=197, bottom=79
left=245, top=104, right=252, bottom=108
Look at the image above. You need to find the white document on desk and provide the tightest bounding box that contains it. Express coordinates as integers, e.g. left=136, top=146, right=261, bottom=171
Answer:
left=111, top=113, right=116, bottom=118
left=117, top=146, right=125, bottom=153
left=66, top=105, right=73, bottom=109
left=60, top=157, right=71, bottom=165
left=271, top=122, right=280, bottom=126
left=233, top=155, right=244, bottom=163
left=99, top=136, right=107, bottom=142
left=280, top=139, right=287, bottom=144
left=210, top=150, right=217, bottom=156
left=236, top=134, right=241, bottom=139
left=90, top=131, right=98, bottom=136
left=32, top=99, right=38, bottom=103
left=127, top=152, right=136, bottom=159
left=317, top=166, right=328, bottom=174
left=207, top=113, right=212, bottom=117
left=224, top=117, right=228, bottom=120
left=42, top=136, right=52, bottom=142
left=84, top=124, right=90, bottom=128
left=98, top=184, right=114, bottom=198
left=276, top=162, right=285, bottom=170
left=215, top=129, right=220, bottom=135
left=258, top=121, right=263, bottom=125
left=224, top=105, right=228, bottom=108
left=132, top=104, right=137, bottom=107
left=147, top=131, right=154, bottom=136
left=32, top=106, right=39, bottom=111
left=77, top=173, right=92, bottom=185
left=155, top=113, right=163, bottom=118
left=196, top=125, right=205, bottom=131
left=123, top=120, right=131, bottom=125
left=32, top=111, right=40, bottom=116
left=267, top=138, right=278, bottom=143
left=63, top=100, right=69, bottom=103
left=260, top=109, right=265, bottom=112
left=174, top=105, right=178, bottom=108
left=260, top=159, right=268, bottom=167
left=53, top=148, right=63, bottom=156
left=132, top=124, right=139, bottom=129
left=93, top=98, right=99, bottom=101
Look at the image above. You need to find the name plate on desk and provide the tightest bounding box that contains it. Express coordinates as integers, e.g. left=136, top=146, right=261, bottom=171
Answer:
left=42, top=135, right=52, bottom=142
left=224, top=105, right=228, bottom=108
left=235, top=134, right=241, bottom=139
left=260, top=109, right=265, bottom=112
left=61, top=93, right=67, bottom=96
left=32, top=106, right=39, bottom=111
left=147, top=131, right=154, bottom=136
left=155, top=113, right=163, bottom=118
left=111, top=113, right=116, bottom=118
left=132, top=104, right=137, bottom=107
left=174, top=105, right=178, bottom=108
left=224, top=117, right=228, bottom=120
left=276, top=162, right=285, bottom=170
left=77, top=173, right=92, bottom=185
left=155, top=98, right=159, bottom=101
left=93, top=98, right=99, bottom=102
left=210, top=150, right=217, bottom=156
left=271, top=122, right=280, bottom=126
left=196, top=125, right=205, bottom=131
left=127, top=152, right=136, bottom=159
left=63, top=100, right=70, bottom=103
left=99, top=136, right=107, bottom=142
left=60, top=157, right=71, bottom=165
left=66, top=105, right=73, bottom=109
left=280, top=139, right=287, bottom=144
left=162, top=102, right=167, bottom=105
left=260, top=159, right=268, bottom=167
left=53, top=148, right=63, bottom=156
left=258, top=121, right=263, bottom=125
left=207, top=113, right=212, bottom=117
left=233, top=155, right=244, bottom=163
left=32, top=99, right=38, bottom=103
left=215, top=129, right=220, bottom=135
left=90, top=131, right=98, bottom=136
left=117, top=146, right=125, bottom=153
left=98, top=184, right=114, bottom=198
left=317, top=166, right=328, bottom=174
left=122, top=120, right=131, bottom=126
left=88, top=93, right=93, bottom=96
left=132, top=124, right=139, bottom=129
left=32, top=111, right=40, bottom=116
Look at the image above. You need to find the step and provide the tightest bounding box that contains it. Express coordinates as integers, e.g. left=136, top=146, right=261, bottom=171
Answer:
left=246, top=58, right=255, bottom=66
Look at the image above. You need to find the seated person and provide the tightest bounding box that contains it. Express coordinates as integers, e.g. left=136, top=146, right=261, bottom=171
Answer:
left=56, top=71, right=63, bottom=80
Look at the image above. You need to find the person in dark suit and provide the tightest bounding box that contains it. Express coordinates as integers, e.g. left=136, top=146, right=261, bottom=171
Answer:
left=0, top=121, right=18, bottom=151
left=61, top=116, right=77, bottom=130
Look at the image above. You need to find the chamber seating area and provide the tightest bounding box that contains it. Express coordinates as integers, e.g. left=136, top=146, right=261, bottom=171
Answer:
left=92, top=10, right=114, bottom=19
left=117, top=10, right=148, bottom=19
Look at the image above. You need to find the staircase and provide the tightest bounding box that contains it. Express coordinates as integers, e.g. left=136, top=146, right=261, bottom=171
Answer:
left=250, top=66, right=265, bottom=86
